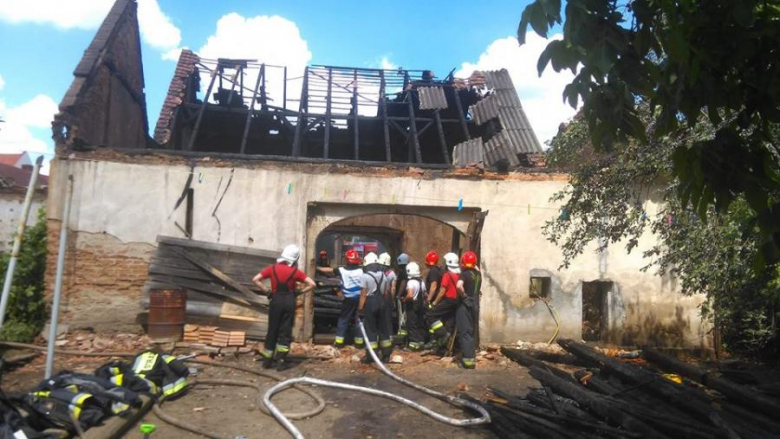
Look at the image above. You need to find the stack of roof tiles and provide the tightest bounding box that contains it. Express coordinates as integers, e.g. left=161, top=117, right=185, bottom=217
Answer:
left=452, top=69, right=544, bottom=170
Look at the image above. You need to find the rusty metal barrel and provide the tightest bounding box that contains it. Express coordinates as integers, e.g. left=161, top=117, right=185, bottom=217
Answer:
left=148, top=289, right=187, bottom=342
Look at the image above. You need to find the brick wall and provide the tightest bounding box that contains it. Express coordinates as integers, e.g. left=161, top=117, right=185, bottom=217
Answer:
left=45, top=219, right=154, bottom=332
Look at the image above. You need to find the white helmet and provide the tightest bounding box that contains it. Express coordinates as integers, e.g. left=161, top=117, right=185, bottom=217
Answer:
left=378, top=252, right=392, bottom=267
left=406, top=262, right=421, bottom=278
left=444, top=252, right=461, bottom=273
left=278, top=244, right=301, bottom=265
left=397, top=253, right=410, bottom=265
left=363, top=252, right=379, bottom=267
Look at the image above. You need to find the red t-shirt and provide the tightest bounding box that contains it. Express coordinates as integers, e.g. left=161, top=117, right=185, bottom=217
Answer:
left=440, top=271, right=460, bottom=300
left=260, top=263, right=307, bottom=292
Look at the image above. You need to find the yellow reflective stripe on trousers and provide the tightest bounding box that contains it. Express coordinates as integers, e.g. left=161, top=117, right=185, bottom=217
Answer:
left=397, top=329, right=408, bottom=336
left=110, top=374, right=124, bottom=386
left=462, top=358, right=476, bottom=366
left=408, top=342, right=422, bottom=349
left=430, top=320, right=444, bottom=331
left=276, top=345, right=290, bottom=353
left=380, top=339, right=393, bottom=348
left=354, top=337, right=364, bottom=345
left=262, top=349, right=274, bottom=358
left=369, top=342, right=378, bottom=349
left=334, top=336, right=345, bottom=344
left=163, top=377, right=187, bottom=396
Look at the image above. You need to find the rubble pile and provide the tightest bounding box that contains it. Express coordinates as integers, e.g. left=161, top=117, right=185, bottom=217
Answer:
left=477, top=339, right=780, bottom=438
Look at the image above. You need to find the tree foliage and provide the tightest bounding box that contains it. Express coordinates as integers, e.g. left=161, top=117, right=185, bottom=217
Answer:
left=520, top=0, right=780, bottom=269
left=545, top=109, right=779, bottom=355
left=0, top=209, right=47, bottom=342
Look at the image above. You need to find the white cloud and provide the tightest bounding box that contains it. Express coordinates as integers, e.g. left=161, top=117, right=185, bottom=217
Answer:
left=0, top=0, right=181, bottom=58
left=137, top=0, right=181, bottom=53
left=197, top=13, right=312, bottom=110
left=0, top=94, right=58, bottom=156
left=380, top=56, right=397, bottom=70
left=0, top=0, right=113, bottom=29
left=162, top=47, right=188, bottom=62
left=0, top=74, right=5, bottom=91
left=456, top=33, right=579, bottom=145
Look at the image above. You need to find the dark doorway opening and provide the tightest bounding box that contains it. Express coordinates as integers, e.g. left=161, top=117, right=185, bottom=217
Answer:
left=582, top=281, right=612, bottom=342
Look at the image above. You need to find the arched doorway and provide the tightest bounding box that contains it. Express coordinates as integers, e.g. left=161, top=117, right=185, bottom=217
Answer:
left=311, top=212, right=467, bottom=341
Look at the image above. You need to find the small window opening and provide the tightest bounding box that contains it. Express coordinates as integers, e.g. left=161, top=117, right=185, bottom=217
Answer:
left=530, top=276, right=551, bottom=299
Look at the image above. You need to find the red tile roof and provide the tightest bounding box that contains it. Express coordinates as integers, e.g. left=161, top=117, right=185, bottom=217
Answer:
left=154, top=49, right=200, bottom=145
left=0, top=154, right=23, bottom=167
left=0, top=163, right=48, bottom=189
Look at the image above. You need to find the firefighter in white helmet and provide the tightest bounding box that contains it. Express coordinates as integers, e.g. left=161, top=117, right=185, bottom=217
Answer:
left=424, top=252, right=461, bottom=353
left=378, top=253, right=398, bottom=344
left=401, top=262, right=427, bottom=351
left=357, top=252, right=393, bottom=362
left=253, top=244, right=315, bottom=370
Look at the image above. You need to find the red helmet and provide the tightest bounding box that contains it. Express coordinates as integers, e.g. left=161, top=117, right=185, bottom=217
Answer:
left=425, top=251, right=439, bottom=266
left=345, top=249, right=361, bottom=265
left=319, top=250, right=328, bottom=256
left=461, top=251, right=478, bottom=268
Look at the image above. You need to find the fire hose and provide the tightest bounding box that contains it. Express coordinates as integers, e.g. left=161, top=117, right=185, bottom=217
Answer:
left=263, top=320, right=491, bottom=439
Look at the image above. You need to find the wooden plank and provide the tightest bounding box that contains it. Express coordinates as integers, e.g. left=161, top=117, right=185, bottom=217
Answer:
left=150, top=274, right=265, bottom=307
left=171, top=247, right=263, bottom=304
left=157, top=236, right=279, bottom=259
left=83, top=394, right=153, bottom=439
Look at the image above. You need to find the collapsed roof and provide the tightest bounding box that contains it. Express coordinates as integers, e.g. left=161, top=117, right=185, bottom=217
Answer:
left=55, top=0, right=545, bottom=171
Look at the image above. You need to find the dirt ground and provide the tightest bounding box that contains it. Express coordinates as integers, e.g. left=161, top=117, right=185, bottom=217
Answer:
left=2, top=339, right=537, bottom=439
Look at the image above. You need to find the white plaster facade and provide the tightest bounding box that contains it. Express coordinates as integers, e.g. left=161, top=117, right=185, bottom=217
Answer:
left=46, top=154, right=710, bottom=348
left=0, top=191, right=45, bottom=252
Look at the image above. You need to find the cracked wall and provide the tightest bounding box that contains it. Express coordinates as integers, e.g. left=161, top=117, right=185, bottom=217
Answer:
left=46, top=152, right=710, bottom=347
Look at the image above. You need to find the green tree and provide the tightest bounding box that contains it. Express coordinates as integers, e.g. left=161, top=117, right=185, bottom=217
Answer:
left=0, top=208, right=48, bottom=342
left=545, top=108, right=779, bottom=355
left=519, top=0, right=780, bottom=269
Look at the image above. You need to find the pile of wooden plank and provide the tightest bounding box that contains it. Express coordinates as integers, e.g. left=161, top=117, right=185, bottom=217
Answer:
left=143, top=237, right=274, bottom=339
left=479, top=339, right=780, bottom=438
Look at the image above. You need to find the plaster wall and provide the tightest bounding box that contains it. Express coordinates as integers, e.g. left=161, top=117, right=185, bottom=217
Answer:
left=0, top=192, right=45, bottom=252
left=46, top=155, right=710, bottom=347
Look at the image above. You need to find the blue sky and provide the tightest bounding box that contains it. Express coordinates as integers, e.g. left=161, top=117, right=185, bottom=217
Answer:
left=0, top=0, right=576, bottom=172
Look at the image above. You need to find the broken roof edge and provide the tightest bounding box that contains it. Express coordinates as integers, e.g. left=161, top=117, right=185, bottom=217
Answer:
left=154, top=49, right=200, bottom=144
left=56, top=146, right=567, bottom=182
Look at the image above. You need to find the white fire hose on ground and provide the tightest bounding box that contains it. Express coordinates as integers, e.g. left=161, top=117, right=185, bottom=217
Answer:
left=263, top=320, right=491, bottom=439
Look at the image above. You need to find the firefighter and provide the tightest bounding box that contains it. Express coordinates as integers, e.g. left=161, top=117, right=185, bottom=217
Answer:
left=378, top=252, right=397, bottom=342
left=425, top=251, right=444, bottom=307
left=357, top=252, right=393, bottom=363
left=317, top=249, right=364, bottom=347
left=456, top=251, right=480, bottom=369
left=252, top=244, right=315, bottom=371
left=425, top=252, right=461, bottom=352
left=402, top=262, right=427, bottom=351
left=395, top=253, right=410, bottom=338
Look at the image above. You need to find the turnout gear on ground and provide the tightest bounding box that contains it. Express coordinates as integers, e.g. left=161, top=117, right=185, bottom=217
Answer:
left=457, top=267, right=481, bottom=369
left=425, top=251, right=439, bottom=266
left=0, top=391, right=58, bottom=438
left=335, top=265, right=364, bottom=346
left=129, top=351, right=189, bottom=399
left=263, top=264, right=299, bottom=368
left=94, top=362, right=159, bottom=395
left=278, top=244, right=301, bottom=265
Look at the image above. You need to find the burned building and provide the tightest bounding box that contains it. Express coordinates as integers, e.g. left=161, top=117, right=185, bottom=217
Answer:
left=46, top=0, right=710, bottom=349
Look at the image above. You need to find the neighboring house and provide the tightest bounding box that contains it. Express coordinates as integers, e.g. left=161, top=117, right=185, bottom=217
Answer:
left=45, top=0, right=710, bottom=350
left=0, top=163, right=48, bottom=252
left=0, top=152, right=34, bottom=170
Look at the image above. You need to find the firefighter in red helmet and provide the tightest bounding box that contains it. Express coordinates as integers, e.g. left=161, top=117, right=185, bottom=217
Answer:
left=424, top=251, right=443, bottom=308
left=455, top=251, right=480, bottom=369
left=317, top=249, right=364, bottom=347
